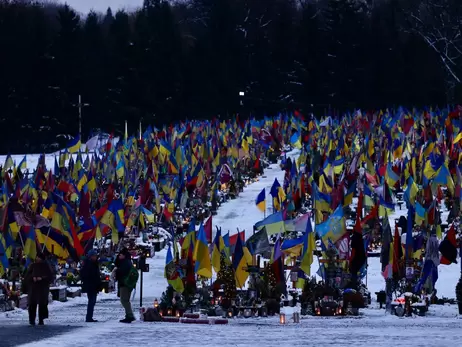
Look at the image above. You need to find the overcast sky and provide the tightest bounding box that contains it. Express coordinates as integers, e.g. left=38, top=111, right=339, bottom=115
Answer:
left=59, top=0, right=143, bottom=14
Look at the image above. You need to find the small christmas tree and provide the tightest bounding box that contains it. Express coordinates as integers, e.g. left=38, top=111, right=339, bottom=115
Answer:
left=159, top=286, right=175, bottom=311
left=262, top=262, right=280, bottom=300
left=217, top=253, right=236, bottom=302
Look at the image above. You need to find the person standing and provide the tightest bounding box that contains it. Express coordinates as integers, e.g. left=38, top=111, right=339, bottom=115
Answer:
left=114, top=248, right=135, bottom=323
left=80, top=249, right=102, bottom=322
left=24, top=253, right=54, bottom=326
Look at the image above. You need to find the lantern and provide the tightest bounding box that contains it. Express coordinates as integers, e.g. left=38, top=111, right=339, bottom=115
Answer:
left=279, top=313, right=286, bottom=324
left=176, top=311, right=180, bottom=318
left=154, top=298, right=159, bottom=308
left=167, top=309, right=172, bottom=316
left=244, top=309, right=252, bottom=318
left=227, top=309, right=233, bottom=318
left=102, top=288, right=106, bottom=294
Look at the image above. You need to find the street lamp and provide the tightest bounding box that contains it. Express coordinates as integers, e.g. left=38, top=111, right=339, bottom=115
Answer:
left=239, top=91, right=245, bottom=109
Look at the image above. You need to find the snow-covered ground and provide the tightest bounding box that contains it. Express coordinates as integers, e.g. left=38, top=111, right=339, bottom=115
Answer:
left=14, top=305, right=462, bottom=347
left=213, top=149, right=300, bottom=239
left=3, top=148, right=462, bottom=346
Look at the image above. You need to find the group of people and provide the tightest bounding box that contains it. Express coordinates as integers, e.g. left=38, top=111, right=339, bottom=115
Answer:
left=25, top=248, right=137, bottom=326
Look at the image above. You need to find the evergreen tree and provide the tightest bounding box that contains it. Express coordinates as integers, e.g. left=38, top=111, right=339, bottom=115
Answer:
left=217, top=253, right=236, bottom=301
left=0, top=0, right=453, bottom=152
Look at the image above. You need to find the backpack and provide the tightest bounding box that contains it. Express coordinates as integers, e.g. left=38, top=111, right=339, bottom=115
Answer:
left=124, top=265, right=139, bottom=289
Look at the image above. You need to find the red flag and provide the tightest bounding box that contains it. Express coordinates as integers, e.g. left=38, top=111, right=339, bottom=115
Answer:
left=437, top=186, right=444, bottom=203
left=106, top=184, right=114, bottom=204
left=204, top=215, right=212, bottom=243
left=253, top=156, right=261, bottom=171
left=440, top=225, right=458, bottom=265
left=79, top=191, right=91, bottom=225
left=362, top=204, right=378, bottom=225
left=163, top=205, right=173, bottom=221
left=229, top=232, right=245, bottom=249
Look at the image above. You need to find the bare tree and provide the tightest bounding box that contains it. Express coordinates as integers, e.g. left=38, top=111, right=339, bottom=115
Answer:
left=406, top=0, right=462, bottom=99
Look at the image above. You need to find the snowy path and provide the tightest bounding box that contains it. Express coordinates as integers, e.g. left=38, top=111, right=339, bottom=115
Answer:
left=134, top=150, right=299, bottom=302
left=213, top=149, right=299, bottom=240
left=4, top=147, right=462, bottom=346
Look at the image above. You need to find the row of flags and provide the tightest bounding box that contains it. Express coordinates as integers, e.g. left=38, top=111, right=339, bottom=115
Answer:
left=0, top=114, right=306, bottom=277
left=244, top=106, right=462, bottom=290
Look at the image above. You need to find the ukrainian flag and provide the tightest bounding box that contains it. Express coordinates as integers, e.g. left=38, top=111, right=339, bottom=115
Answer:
left=344, top=180, right=357, bottom=206
left=159, top=140, right=172, bottom=156
left=255, top=188, right=266, bottom=213
left=315, top=205, right=346, bottom=245
left=100, top=199, right=125, bottom=243
left=270, top=178, right=281, bottom=211
left=404, top=176, right=418, bottom=207
left=0, top=235, right=9, bottom=275
left=290, top=132, right=302, bottom=149
left=254, top=211, right=285, bottom=236
left=87, top=172, right=97, bottom=192
left=116, top=159, right=125, bottom=179
left=68, top=135, right=81, bottom=154
left=18, top=156, right=27, bottom=172
left=313, top=183, right=331, bottom=212
left=233, top=232, right=250, bottom=288
left=385, top=163, right=400, bottom=187
left=23, top=226, right=37, bottom=261
left=415, top=202, right=426, bottom=225
left=36, top=227, right=70, bottom=259
left=165, top=245, right=184, bottom=293
left=77, top=173, right=87, bottom=192
left=194, top=223, right=212, bottom=278
left=300, top=217, right=315, bottom=276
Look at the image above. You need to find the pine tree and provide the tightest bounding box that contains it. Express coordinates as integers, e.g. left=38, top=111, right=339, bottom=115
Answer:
left=217, top=253, right=236, bottom=300
left=263, top=262, right=277, bottom=299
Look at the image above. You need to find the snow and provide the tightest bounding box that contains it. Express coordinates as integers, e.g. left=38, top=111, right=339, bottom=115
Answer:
left=14, top=305, right=462, bottom=347
left=4, top=147, right=462, bottom=345
left=213, top=149, right=300, bottom=240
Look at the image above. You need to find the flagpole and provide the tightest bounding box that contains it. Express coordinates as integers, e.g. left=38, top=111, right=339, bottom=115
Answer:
left=139, top=119, right=142, bottom=141
left=41, top=226, right=52, bottom=254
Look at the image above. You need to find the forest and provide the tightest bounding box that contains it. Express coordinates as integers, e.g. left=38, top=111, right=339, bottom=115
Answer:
left=0, top=0, right=460, bottom=153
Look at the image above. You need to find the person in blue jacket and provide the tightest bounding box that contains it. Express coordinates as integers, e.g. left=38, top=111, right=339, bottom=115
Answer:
left=80, top=249, right=102, bottom=322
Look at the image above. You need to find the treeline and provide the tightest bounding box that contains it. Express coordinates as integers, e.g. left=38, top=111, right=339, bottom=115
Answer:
left=0, top=0, right=456, bottom=153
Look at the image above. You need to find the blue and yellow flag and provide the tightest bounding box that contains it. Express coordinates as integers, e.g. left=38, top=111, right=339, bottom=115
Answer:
left=212, top=227, right=225, bottom=273
left=254, top=211, right=285, bottom=236
left=315, top=205, right=346, bottom=245
left=165, top=245, right=184, bottom=293
left=194, top=223, right=212, bottom=278
left=255, top=188, right=266, bottom=213
left=68, top=135, right=81, bottom=154
left=300, top=216, right=315, bottom=276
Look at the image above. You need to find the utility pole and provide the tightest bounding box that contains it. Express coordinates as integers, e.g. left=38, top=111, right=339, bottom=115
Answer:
left=75, top=95, right=89, bottom=139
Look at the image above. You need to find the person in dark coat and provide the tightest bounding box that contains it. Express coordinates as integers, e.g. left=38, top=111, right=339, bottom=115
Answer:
left=80, top=249, right=102, bottom=322
left=24, top=253, right=54, bottom=326
left=114, top=248, right=135, bottom=323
